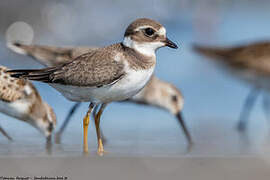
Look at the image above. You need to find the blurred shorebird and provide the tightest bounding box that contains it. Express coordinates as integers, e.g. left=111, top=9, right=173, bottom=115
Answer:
left=193, top=41, right=270, bottom=131
left=7, top=42, right=192, bottom=148
left=0, top=66, right=56, bottom=142
left=7, top=18, right=178, bottom=155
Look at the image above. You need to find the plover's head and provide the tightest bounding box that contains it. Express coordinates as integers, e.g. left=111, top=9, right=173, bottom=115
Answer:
left=158, top=82, right=184, bottom=116
left=33, top=102, right=57, bottom=139
left=123, top=18, right=178, bottom=57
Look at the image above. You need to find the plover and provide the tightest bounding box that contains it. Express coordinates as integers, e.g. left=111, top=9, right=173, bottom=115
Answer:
left=8, top=18, right=178, bottom=155
left=0, top=66, right=56, bottom=141
left=193, top=41, right=270, bottom=131
left=8, top=42, right=192, bottom=146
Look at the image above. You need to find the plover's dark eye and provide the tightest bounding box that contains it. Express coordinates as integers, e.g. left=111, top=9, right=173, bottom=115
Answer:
left=144, top=28, right=155, bottom=37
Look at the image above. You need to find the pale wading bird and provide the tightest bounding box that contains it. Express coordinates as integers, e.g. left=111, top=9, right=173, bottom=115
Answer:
left=193, top=41, right=270, bottom=131
left=8, top=18, right=178, bottom=155
left=0, top=66, right=56, bottom=142
left=8, top=42, right=192, bottom=148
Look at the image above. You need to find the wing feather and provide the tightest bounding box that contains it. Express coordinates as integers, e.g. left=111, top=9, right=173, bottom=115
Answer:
left=8, top=46, right=125, bottom=88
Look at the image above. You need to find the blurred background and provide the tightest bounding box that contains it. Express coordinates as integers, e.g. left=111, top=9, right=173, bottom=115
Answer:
left=1, top=0, right=270, bottom=157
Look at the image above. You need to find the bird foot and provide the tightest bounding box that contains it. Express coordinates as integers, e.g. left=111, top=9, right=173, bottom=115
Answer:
left=97, top=148, right=108, bottom=156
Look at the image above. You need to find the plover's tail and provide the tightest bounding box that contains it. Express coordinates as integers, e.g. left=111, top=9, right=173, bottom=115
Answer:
left=7, top=66, right=60, bottom=83
left=7, top=42, right=74, bottom=67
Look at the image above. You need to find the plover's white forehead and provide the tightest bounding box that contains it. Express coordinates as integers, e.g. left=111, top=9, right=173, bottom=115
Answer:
left=134, top=25, right=151, bottom=31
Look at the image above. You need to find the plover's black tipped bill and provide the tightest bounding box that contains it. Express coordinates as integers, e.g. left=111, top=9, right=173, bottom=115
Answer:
left=164, top=38, right=178, bottom=49
left=176, top=112, right=192, bottom=145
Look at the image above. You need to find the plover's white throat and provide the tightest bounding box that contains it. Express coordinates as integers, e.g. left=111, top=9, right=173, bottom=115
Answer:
left=193, top=41, right=270, bottom=132
left=8, top=18, right=178, bottom=155
left=8, top=42, right=192, bottom=147
left=0, top=66, right=56, bottom=141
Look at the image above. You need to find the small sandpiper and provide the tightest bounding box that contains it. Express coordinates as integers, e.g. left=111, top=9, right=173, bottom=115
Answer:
left=8, top=42, right=192, bottom=147
left=8, top=18, right=178, bottom=155
left=193, top=41, right=270, bottom=131
left=0, top=65, right=56, bottom=141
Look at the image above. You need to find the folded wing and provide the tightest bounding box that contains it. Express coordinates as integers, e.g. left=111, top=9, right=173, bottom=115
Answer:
left=8, top=49, right=125, bottom=88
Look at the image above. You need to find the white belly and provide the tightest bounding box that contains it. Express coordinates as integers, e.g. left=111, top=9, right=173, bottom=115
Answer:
left=51, top=67, right=155, bottom=103
left=0, top=99, right=30, bottom=121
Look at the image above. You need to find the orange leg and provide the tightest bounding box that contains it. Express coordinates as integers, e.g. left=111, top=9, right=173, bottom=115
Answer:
left=94, top=103, right=107, bottom=156
left=92, top=105, right=107, bottom=144
left=83, top=103, right=94, bottom=154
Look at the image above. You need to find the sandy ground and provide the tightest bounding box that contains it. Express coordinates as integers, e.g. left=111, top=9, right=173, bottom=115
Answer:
left=0, top=156, right=270, bottom=180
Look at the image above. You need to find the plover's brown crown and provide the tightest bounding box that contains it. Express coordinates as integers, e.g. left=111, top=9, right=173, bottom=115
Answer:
left=124, top=18, right=163, bottom=36
left=193, top=41, right=270, bottom=76
left=124, top=18, right=164, bottom=43
left=0, top=66, right=56, bottom=137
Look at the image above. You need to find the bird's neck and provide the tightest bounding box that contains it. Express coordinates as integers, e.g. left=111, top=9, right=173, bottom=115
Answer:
left=122, top=37, right=156, bottom=58
left=119, top=42, right=156, bottom=70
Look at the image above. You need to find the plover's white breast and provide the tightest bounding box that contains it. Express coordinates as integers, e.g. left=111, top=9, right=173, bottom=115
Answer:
left=51, top=65, right=155, bottom=103
left=107, top=65, right=155, bottom=101
left=0, top=98, right=31, bottom=121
